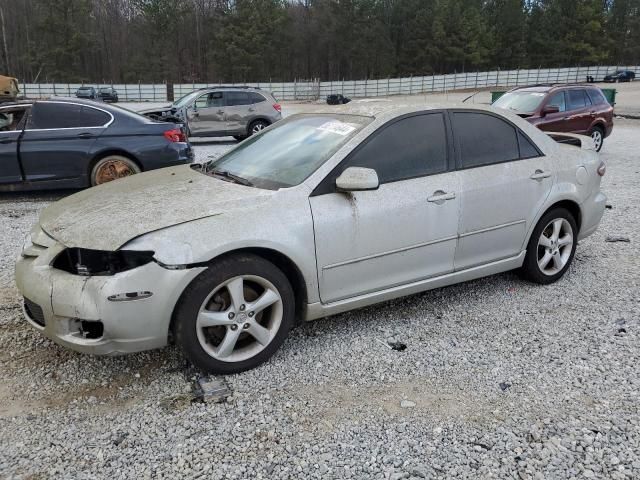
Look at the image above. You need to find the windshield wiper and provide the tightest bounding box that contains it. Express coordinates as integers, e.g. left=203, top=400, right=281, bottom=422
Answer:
left=209, top=168, right=253, bottom=187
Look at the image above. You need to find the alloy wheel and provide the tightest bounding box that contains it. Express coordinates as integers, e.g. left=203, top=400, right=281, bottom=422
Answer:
left=95, top=160, right=137, bottom=184
left=591, top=129, right=603, bottom=151
left=196, top=275, right=283, bottom=362
left=251, top=122, right=266, bottom=134
left=537, top=218, right=574, bottom=276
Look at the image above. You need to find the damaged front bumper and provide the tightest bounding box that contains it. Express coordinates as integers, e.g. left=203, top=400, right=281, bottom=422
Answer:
left=15, top=229, right=204, bottom=355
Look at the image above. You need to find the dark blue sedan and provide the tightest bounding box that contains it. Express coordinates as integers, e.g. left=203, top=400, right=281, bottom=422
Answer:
left=0, top=98, right=193, bottom=191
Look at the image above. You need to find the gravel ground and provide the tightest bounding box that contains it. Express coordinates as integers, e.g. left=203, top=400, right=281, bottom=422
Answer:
left=1, top=119, right=639, bottom=480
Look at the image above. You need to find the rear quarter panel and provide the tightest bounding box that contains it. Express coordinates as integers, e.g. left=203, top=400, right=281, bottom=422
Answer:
left=91, top=121, right=192, bottom=171
left=525, top=137, right=602, bottom=242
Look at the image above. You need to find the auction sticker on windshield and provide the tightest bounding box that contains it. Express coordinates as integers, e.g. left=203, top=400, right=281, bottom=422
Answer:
left=317, top=121, right=358, bottom=136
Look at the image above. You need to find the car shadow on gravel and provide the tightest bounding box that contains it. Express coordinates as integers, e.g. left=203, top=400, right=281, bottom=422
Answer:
left=0, top=189, right=80, bottom=204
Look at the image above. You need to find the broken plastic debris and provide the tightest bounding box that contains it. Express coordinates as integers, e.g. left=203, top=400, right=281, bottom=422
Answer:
left=376, top=338, right=407, bottom=351
left=193, top=376, right=231, bottom=403
left=605, top=236, right=630, bottom=243
left=388, top=341, right=407, bottom=352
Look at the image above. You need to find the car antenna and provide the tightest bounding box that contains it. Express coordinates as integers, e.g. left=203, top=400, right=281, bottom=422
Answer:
left=462, top=91, right=480, bottom=103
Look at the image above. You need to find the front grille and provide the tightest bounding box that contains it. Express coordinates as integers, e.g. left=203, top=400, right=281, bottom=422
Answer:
left=24, top=298, right=45, bottom=327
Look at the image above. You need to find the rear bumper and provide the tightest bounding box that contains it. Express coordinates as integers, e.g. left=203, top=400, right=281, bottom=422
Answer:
left=579, top=191, right=607, bottom=241
left=15, top=241, right=204, bottom=355
left=167, top=142, right=194, bottom=165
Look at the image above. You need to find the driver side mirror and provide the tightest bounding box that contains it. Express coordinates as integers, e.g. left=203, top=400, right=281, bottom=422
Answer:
left=336, top=167, right=379, bottom=192
left=542, top=105, right=560, bottom=116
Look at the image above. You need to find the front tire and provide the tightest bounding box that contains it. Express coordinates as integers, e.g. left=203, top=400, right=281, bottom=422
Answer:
left=90, top=155, right=141, bottom=186
left=520, top=208, right=577, bottom=284
left=173, top=254, right=295, bottom=374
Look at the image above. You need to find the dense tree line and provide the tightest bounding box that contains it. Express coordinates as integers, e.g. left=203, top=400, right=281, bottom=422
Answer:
left=0, top=0, right=639, bottom=83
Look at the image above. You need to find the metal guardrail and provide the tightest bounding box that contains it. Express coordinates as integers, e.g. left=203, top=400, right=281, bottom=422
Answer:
left=19, top=65, right=639, bottom=102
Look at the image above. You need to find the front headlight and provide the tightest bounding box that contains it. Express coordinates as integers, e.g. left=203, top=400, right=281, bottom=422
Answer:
left=52, top=248, right=155, bottom=276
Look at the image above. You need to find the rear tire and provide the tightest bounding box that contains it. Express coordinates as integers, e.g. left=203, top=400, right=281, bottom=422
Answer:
left=90, top=155, right=140, bottom=186
left=520, top=208, right=577, bottom=285
left=174, top=254, right=295, bottom=374
left=589, top=125, right=604, bottom=152
left=248, top=119, right=269, bottom=136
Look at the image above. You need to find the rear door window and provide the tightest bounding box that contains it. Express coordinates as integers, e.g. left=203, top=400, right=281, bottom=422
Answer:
left=248, top=92, right=266, bottom=103
left=78, top=107, right=111, bottom=127
left=567, top=90, right=589, bottom=110
left=27, top=103, right=110, bottom=129
left=226, top=92, right=252, bottom=106
left=586, top=88, right=607, bottom=105
left=451, top=112, right=521, bottom=168
left=518, top=131, right=540, bottom=159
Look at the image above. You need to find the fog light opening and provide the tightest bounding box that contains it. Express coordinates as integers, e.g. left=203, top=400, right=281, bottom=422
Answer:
left=80, top=320, right=104, bottom=340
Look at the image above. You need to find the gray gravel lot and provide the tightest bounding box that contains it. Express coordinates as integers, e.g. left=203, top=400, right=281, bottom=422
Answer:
left=1, top=117, right=639, bottom=479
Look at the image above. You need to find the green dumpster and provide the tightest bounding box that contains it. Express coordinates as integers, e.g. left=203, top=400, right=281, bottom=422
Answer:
left=601, top=88, right=616, bottom=106
left=491, top=91, right=506, bottom=103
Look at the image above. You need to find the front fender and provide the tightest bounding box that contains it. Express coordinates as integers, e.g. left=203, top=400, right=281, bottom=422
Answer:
left=121, top=192, right=320, bottom=303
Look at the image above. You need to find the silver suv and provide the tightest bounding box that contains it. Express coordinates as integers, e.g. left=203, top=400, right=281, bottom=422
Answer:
left=140, top=87, right=282, bottom=140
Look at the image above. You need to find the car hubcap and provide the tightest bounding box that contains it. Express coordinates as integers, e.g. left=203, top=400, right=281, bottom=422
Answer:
left=95, top=160, right=136, bottom=184
left=252, top=123, right=266, bottom=134
left=196, top=275, right=283, bottom=362
left=537, top=218, right=573, bottom=276
left=591, top=130, right=602, bottom=150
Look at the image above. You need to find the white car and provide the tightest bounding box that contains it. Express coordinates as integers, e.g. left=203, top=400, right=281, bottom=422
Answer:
left=15, top=104, right=607, bottom=374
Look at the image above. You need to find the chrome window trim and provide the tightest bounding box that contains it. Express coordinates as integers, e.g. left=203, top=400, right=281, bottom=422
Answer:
left=24, top=100, right=114, bottom=131
left=0, top=103, right=33, bottom=110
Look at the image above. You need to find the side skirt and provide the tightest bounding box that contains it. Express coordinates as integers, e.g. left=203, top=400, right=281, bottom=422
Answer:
left=303, top=251, right=526, bottom=321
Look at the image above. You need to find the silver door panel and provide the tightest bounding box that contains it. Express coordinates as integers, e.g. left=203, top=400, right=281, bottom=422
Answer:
left=310, top=173, right=460, bottom=303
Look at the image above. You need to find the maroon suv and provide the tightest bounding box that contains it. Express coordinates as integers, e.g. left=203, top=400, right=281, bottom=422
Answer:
left=493, top=85, right=614, bottom=151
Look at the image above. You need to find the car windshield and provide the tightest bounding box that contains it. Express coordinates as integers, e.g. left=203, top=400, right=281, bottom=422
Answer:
left=99, top=87, right=111, bottom=92
left=493, top=91, right=547, bottom=113
left=173, top=91, right=201, bottom=108
left=201, top=114, right=372, bottom=190
left=78, top=87, right=92, bottom=91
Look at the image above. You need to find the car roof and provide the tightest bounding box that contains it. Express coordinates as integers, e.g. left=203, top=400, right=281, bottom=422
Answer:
left=510, top=83, right=600, bottom=94
left=40, top=97, right=134, bottom=116
left=299, top=101, right=503, bottom=119
left=198, top=86, right=263, bottom=92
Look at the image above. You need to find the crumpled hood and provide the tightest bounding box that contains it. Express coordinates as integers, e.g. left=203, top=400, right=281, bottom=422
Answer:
left=136, top=104, right=173, bottom=114
left=40, top=165, right=273, bottom=250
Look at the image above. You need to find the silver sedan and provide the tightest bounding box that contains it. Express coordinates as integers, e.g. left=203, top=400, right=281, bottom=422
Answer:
left=15, top=104, right=607, bottom=373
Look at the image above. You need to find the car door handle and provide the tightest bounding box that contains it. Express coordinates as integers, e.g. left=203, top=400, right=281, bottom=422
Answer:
left=530, top=170, right=552, bottom=180
left=216, top=110, right=224, bottom=114
left=427, top=191, right=456, bottom=203
left=77, top=132, right=94, bottom=139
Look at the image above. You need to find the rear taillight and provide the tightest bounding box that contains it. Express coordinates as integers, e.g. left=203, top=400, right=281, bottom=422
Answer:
left=597, top=161, right=606, bottom=177
left=164, top=128, right=186, bottom=143
left=273, top=103, right=281, bottom=113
